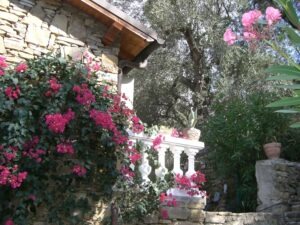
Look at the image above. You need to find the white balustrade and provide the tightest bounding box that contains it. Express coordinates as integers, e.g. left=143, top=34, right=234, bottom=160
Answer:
left=130, top=134, right=205, bottom=182
left=155, top=145, right=168, bottom=178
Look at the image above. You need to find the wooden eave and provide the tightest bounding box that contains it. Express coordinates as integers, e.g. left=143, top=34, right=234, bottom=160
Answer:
left=66, top=0, right=164, bottom=72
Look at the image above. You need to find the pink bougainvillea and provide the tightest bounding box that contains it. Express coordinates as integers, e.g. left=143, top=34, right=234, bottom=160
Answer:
left=15, top=63, right=28, bottom=73
left=49, top=77, right=62, bottom=93
left=22, top=136, right=46, bottom=163
left=160, top=209, right=169, bottom=219
left=175, top=171, right=206, bottom=196
left=131, top=116, right=145, bottom=134
left=73, top=84, right=95, bottom=106
left=129, top=153, right=142, bottom=165
left=0, top=56, right=7, bottom=76
left=72, top=165, right=87, bottom=176
left=5, top=86, right=20, bottom=100
left=56, top=143, right=74, bottom=155
left=89, top=109, right=115, bottom=131
left=0, top=165, right=28, bottom=189
left=4, top=218, right=14, bottom=225
left=120, top=166, right=135, bottom=179
left=45, top=108, right=75, bottom=133
left=152, top=135, right=164, bottom=150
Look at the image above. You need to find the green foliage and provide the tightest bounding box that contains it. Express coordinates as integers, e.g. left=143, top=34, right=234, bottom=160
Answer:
left=266, top=0, right=300, bottom=127
left=202, top=91, right=291, bottom=211
left=113, top=141, right=174, bottom=224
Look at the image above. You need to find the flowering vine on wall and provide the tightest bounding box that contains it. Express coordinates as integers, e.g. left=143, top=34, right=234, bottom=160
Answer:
left=0, top=53, right=144, bottom=224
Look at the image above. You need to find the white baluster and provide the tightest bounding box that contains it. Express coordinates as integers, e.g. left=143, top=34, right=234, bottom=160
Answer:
left=155, top=145, right=168, bottom=179
left=139, top=151, right=152, bottom=182
left=171, top=146, right=184, bottom=175
left=184, top=148, right=199, bottom=177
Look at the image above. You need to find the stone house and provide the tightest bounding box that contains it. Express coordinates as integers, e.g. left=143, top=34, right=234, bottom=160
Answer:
left=0, top=0, right=164, bottom=105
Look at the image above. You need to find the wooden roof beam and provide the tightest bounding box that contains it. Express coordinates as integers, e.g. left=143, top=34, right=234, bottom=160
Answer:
left=102, top=21, right=123, bottom=46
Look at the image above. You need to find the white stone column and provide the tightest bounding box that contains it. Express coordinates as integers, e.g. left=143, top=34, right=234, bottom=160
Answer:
left=171, top=146, right=184, bottom=175
left=155, top=144, right=168, bottom=179
left=139, top=151, right=152, bottom=182
left=184, top=148, right=199, bottom=177
left=121, top=77, right=134, bottom=109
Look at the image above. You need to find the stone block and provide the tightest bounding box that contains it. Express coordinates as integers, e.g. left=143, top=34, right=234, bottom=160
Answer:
left=143, top=213, right=159, bottom=224
left=56, top=36, right=85, bottom=46
left=163, top=207, right=190, bottom=220
left=68, top=17, right=87, bottom=40
left=4, top=38, right=24, bottom=50
left=187, top=198, right=206, bottom=209
left=50, top=14, right=68, bottom=36
left=0, top=25, right=16, bottom=34
left=101, top=53, right=118, bottom=74
left=0, top=12, right=19, bottom=22
left=189, top=209, right=205, bottom=222
left=19, top=51, right=34, bottom=59
left=0, top=0, right=10, bottom=8
left=25, top=25, right=51, bottom=47
left=205, top=212, right=226, bottom=223
left=0, top=36, right=6, bottom=54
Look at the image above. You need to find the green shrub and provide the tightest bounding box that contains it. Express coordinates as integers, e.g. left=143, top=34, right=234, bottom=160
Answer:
left=202, top=91, right=291, bottom=212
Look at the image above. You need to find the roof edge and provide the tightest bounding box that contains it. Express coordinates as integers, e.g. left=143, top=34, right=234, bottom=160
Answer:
left=90, top=0, right=164, bottom=44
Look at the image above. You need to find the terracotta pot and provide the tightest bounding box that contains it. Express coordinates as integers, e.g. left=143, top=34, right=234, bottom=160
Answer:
left=263, top=142, right=281, bottom=159
left=182, top=128, right=201, bottom=141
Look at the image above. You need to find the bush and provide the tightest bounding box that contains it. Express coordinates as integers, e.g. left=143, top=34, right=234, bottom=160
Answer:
left=0, top=54, right=142, bottom=224
left=202, top=91, right=291, bottom=212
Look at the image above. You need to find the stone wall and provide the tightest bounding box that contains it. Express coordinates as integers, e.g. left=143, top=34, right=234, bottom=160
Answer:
left=135, top=196, right=279, bottom=225
left=0, top=0, right=119, bottom=83
left=256, top=159, right=300, bottom=224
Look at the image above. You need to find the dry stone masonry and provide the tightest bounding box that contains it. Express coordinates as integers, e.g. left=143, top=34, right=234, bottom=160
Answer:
left=256, top=159, right=300, bottom=225
left=0, top=0, right=119, bottom=84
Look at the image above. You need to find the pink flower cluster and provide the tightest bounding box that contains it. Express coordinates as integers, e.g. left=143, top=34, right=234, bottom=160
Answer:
left=45, top=77, right=62, bottom=97
left=152, top=135, right=164, bottom=150
left=2, top=146, right=18, bottom=162
left=90, top=109, right=129, bottom=145
left=159, top=192, right=177, bottom=206
left=224, top=7, right=282, bottom=45
left=90, top=109, right=115, bottom=130
left=0, top=165, right=28, bottom=189
left=4, top=218, right=14, bottom=225
left=0, top=56, right=8, bottom=76
left=45, top=108, right=75, bottom=133
left=82, top=51, right=101, bottom=77
left=120, top=165, right=135, bottom=179
left=175, top=171, right=206, bottom=196
left=131, top=116, right=144, bottom=134
left=159, top=192, right=178, bottom=219
left=5, top=86, right=20, bottom=100
left=126, top=144, right=142, bottom=165
left=73, top=84, right=95, bottom=107
left=22, top=136, right=46, bottom=163
left=72, top=165, right=87, bottom=176
left=109, top=94, right=134, bottom=118
left=15, top=63, right=28, bottom=73
left=56, top=142, right=74, bottom=155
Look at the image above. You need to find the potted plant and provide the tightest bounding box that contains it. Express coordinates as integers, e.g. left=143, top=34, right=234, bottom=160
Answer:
left=181, top=107, right=201, bottom=141
left=263, top=136, right=282, bottom=160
